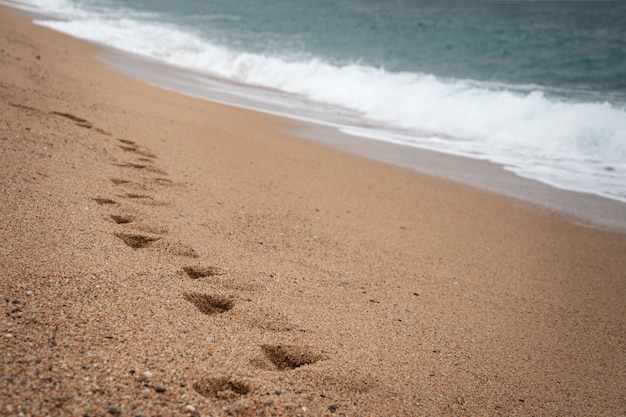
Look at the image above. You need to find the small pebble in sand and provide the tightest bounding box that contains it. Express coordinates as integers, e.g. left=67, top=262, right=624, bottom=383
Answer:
left=4, top=334, right=13, bottom=339
left=107, top=405, right=121, bottom=415
left=154, top=385, right=166, bottom=393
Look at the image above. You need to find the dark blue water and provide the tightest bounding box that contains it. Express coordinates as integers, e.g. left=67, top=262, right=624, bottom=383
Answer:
left=80, top=0, right=626, bottom=100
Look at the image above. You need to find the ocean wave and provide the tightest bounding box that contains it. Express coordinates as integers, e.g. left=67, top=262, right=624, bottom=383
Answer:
left=28, top=3, right=626, bottom=202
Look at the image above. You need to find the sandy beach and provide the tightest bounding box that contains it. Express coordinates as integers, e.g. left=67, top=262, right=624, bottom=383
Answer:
left=1, top=5, right=626, bottom=416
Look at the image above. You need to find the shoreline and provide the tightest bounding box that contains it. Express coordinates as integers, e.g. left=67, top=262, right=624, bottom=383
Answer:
left=99, top=49, right=626, bottom=234
left=10, top=0, right=626, bottom=233
left=2, top=5, right=625, bottom=417
left=293, top=123, right=626, bottom=234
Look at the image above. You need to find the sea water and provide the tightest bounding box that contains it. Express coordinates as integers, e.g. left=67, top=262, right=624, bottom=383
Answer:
left=9, top=0, right=626, bottom=203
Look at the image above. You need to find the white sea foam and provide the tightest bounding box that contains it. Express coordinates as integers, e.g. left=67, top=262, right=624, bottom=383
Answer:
left=5, top=0, right=86, bottom=18
left=22, top=0, right=626, bottom=203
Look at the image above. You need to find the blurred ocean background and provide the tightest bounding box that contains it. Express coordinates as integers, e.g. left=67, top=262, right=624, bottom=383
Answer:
left=10, top=0, right=626, bottom=202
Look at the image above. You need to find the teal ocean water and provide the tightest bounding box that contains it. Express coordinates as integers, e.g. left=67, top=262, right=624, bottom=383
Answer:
left=10, top=0, right=626, bottom=202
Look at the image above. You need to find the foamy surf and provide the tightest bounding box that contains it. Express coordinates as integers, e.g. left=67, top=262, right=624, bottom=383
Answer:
left=12, top=0, right=626, bottom=203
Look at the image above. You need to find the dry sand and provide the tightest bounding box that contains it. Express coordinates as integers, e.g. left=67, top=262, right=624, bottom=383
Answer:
left=1, top=6, right=625, bottom=417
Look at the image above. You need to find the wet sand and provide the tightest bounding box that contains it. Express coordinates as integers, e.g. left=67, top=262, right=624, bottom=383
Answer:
left=1, top=5, right=625, bottom=417
left=101, top=50, right=626, bottom=234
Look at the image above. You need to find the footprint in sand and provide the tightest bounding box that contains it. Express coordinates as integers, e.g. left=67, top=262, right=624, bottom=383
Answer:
left=152, top=177, right=173, bottom=186
left=181, top=275, right=294, bottom=330
left=51, top=111, right=92, bottom=128
left=256, top=344, right=325, bottom=371
left=113, top=142, right=164, bottom=172
left=107, top=210, right=167, bottom=234
left=93, top=197, right=118, bottom=206
left=183, top=292, right=234, bottom=315
left=112, top=161, right=169, bottom=176
left=109, top=214, right=134, bottom=224
left=115, top=232, right=160, bottom=249
left=9, top=103, right=40, bottom=112
left=110, top=177, right=150, bottom=191
left=117, top=192, right=168, bottom=207
left=183, top=266, right=220, bottom=279
left=119, top=192, right=152, bottom=200
left=115, top=232, right=197, bottom=258
left=116, top=138, right=157, bottom=159
left=127, top=162, right=149, bottom=170
left=52, top=111, right=111, bottom=135
left=181, top=279, right=294, bottom=330
left=110, top=178, right=131, bottom=186
left=192, top=376, right=250, bottom=400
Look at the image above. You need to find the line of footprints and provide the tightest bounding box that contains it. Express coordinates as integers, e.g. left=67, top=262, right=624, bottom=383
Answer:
left=7, top=105, right=333, bottom=408
left=91, top=133, right=326, bottom=403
